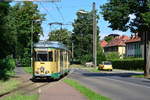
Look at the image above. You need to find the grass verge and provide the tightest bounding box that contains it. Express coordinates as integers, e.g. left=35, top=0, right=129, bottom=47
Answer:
left=86, top=68, right=100, bottom=72
left=0, top=79, right=20, bottom=94
left=131, top=74, right=144, bottom=78
left=23, top=67, right=32, bottom=74
left=63, top=78, right=111, bottom=100
left=1, top=93, right=38, bottom=100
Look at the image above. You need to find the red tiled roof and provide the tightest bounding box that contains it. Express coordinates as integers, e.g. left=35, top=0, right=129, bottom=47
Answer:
left=126, top=36, right=141, bottom=43
left=100, top=40, right=108, bottom=47
left=106, top=35, right=129, bottom=47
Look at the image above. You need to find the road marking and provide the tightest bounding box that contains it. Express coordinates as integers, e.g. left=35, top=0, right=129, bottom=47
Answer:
left=101, top=77, right=150, bottom=89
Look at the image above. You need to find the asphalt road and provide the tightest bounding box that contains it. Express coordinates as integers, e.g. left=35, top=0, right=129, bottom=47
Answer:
left=68, top=68, right=150, bottom=100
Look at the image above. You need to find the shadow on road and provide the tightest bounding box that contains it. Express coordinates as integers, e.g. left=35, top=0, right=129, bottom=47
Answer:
left=82, top=72, right=143, bottom=78
left=30, top=78, right=59, bottom=83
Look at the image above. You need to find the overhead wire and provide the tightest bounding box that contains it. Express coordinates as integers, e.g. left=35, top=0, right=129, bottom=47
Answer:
left=54, top=3, right=65, bottom=22
left=39, top=2, right=55, bottom=21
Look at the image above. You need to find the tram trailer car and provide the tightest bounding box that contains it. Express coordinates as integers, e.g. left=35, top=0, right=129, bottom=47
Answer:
left=33, top=41, right=70, bottom=79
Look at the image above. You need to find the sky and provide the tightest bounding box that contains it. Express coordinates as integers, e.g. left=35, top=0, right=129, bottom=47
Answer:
left=11, top=0, right=131, bottom=40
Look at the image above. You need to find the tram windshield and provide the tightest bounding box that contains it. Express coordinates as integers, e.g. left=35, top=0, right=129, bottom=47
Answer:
left=37, top=52, right=48, bottom=61
left=35, top=51, right=53, bottom=61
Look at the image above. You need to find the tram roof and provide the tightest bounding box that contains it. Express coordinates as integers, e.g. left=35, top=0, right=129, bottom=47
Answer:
left=34, top=41, right=68, bottom=51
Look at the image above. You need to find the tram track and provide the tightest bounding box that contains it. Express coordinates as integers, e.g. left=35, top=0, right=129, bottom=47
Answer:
left=0, top=81, right=35, bottom=98
left=0, top=77, right=59, bottom=99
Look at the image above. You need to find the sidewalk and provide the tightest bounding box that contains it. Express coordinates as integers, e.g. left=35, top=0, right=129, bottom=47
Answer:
left=39, top=81, right=87, bottom=100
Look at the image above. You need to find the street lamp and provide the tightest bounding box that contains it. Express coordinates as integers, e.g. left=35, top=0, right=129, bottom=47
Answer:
left=77, top=2, right=97, bottom=67
left=31, top=19, right=41, bottom=68
left=77, top=10, right=89, bottom=14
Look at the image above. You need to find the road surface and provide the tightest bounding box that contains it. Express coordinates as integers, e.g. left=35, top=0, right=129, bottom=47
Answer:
left=68, top=68, right=150, bottom=100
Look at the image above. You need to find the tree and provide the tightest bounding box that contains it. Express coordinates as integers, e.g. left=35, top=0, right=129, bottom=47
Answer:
left=0, top=2, right=14, bottom=59
left=72, top=10, right=100, bottom=63
left=8, top=2, right=45, bottom=66
left=101, top=0, right=150, bottom=77
left=104, top=36, right=115, bottom=43
left=48, top=29, right=71, bottom=47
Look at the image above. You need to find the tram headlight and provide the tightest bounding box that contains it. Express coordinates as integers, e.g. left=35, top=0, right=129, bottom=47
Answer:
left=35, top=71, right=39, bottom=74
left=40, top=66, right=45, bottom=72
left=45, top=70, right=49, bottom=74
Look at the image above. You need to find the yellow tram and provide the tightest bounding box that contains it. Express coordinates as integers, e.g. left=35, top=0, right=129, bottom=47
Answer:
left=32, top=41, right=70, bottom=79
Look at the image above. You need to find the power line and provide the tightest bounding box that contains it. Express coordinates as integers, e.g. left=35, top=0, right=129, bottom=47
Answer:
left=39, top=2, right=55, bottom=20
left=54, top=3, right=65, bottom=22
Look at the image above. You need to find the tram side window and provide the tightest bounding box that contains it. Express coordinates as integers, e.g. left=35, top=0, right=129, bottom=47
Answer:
left=49, top=51, right=53, bottom=61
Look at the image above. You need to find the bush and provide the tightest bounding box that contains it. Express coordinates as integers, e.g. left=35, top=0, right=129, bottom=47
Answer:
left=106, top=52, right=120, bottom=60
left=0, top=55, right=16, bottom=80
left=81, top=54, right=92, bottom=64
left=97, top=46, right=106, bottom=64
left=111, top=58, right=144, bottom=70
left=0, top=56, right=16, bottom=72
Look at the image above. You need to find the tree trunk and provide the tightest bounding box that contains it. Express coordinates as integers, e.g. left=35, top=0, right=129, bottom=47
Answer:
left=146, top=41, right=150, bottom=78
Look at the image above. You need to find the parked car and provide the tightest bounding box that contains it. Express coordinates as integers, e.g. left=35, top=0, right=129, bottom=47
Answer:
left=98, top=61, right=113, bottom=71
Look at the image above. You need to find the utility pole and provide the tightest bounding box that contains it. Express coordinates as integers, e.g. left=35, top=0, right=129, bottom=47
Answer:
left=72, top=42, right=74, bottom=60
left=93, top=2, right=97, bottom=67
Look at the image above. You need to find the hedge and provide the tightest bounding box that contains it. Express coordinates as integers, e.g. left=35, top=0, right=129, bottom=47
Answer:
left=110, top=58, right=144, bottom=70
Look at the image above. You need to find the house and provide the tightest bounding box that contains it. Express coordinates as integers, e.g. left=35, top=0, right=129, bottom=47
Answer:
left=125, top=34, right=143, bottom=57
left=104, top=35, right=129, bottom=58
left=100, top=40, right=108, bottom=48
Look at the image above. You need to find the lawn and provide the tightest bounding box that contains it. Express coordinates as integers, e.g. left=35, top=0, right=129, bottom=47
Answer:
left=63, top=78, right=111, bottom=100
left=23, top=67, right=32, bottom=74
left=0, top=79, right=20, bottom=94
left=1, top=93, right=38, bottom=100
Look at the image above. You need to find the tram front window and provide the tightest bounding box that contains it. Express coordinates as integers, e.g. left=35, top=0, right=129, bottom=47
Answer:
left=37, top=52, right=48, bottom=61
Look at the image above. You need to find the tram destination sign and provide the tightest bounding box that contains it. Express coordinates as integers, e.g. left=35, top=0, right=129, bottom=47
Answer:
left=2, top=0, right=60, bottom=1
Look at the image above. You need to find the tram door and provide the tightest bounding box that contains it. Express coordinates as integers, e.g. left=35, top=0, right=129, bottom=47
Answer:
left=60, top=51, right=64, bottom=74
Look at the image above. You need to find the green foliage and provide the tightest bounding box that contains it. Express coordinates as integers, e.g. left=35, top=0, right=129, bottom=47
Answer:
left=20, top=48, right=31, bottom=67
left=0, top=56, right=16, bottom=72
left=7, top=2, right=45, bottom=66
left=0, top=2, right=15, bottom=59
left=4, top=56, right=16, bottom=71
left=106, top=52, right=120, bottom=60
left=104, top=36, right=114, bottom=43
left=0, top=2, right=45, bottom=78
left=72, top=10, right=100, bottom=63
left=101, top=0, right=150, bottom=35
left=0, top=56, right=16, bottom=80
left=48, top=29, right=71, bottom=47
left=97, top=46, right=106, bottom=64
left=111, top=58, right=144, bottom=70
left=80, top=54, right=92, bottom=64
left=64, top=78, right=110, bottom=100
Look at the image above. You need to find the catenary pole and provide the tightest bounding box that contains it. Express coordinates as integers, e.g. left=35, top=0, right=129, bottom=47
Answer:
left=93, top=2, right=97, bottom=67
